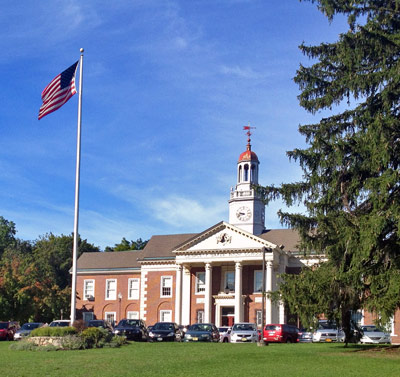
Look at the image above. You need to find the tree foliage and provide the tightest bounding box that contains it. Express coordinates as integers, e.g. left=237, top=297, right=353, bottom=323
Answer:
left=105, top=237, right=148, bottom=252
left=260, top=0, right=400, bottom=339
left=0, top=229, right=100, bottom=323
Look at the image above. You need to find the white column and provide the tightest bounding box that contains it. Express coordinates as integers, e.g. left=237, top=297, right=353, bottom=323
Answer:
left=234, top=262, right=243, bottom=323
left=204, top=263, right=212, bottom=323
left=175, top=264, right=182, bottom=324
left=279, top=299, right=285, bottom=324
left=181, top=265, right=191, bottom=325
left=266, top=261, right=273, bottom=324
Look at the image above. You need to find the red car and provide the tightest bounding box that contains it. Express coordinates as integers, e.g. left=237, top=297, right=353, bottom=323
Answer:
left=263, top=324, right=299, bottom=343
left=0, top=321, right=19, bottom=341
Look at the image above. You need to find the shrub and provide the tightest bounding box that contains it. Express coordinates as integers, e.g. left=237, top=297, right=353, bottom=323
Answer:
left=30, top=326, right=77, bottom=337
left=72, top=320, right=87, bottom=332
left=61, top=335, right=85, bottom=350
left=81, top=327, right=111, bottom=348
left=9, top=340, right=58, bottom=352
left=105, top=335, right=127, bottom=348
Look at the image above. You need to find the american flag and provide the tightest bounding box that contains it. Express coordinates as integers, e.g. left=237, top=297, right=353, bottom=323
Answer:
left=38, top=61, right=79, bottom=120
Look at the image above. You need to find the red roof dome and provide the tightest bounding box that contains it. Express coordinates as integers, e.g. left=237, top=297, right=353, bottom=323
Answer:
left=238, top=144, right=259, bottom=162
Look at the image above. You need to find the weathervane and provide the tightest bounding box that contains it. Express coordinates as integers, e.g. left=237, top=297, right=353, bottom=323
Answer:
left=243, top=124, right=256, bottom=146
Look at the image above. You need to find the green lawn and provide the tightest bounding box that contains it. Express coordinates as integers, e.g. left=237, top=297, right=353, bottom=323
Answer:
left=2, top=341, right=400, bottom=377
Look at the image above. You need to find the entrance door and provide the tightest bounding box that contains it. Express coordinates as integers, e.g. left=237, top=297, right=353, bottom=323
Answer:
left=221, top=307, right=235, bottom=326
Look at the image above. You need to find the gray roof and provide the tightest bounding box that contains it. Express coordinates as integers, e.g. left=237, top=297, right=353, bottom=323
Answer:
left=77, top=250, right=144, bottom=270
left=259, top=229, right=300, bottom=252
left=77, top=228, right=300, bottom=270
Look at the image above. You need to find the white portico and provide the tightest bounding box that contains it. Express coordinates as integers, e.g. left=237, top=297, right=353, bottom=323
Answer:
left=172, top=222, right=288, bottom=327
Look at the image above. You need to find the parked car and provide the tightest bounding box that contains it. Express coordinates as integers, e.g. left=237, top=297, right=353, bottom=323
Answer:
left=14, top=322, right=44, bottom=340
left=87, top=319, right=113, bottom=333
left=49, top=320, right=71, bottom=327
left=218, top=326, right=231, bottom=343
left=263, top=324, right=299, bottom=343
left=0, top=321, right=19, bottom=341
left=230, top=322, right=258, bottom=343
left=113, top=319, right=148, bottom=341
left=183, top=323, right=220, bottom=342
left=313, top=320, right=342, bottom=342
left=360, top=325, right=391, bottom=344
left=298, top=328, right=313, bottom=343
left=148, top=322, right=183, bottom=342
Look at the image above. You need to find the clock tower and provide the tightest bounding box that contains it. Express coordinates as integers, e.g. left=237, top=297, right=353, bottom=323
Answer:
left=228, top=127, right=265, bottom=235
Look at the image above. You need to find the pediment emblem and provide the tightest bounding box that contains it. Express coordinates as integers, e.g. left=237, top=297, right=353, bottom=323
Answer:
left=216, top=232, right=232, bottom=245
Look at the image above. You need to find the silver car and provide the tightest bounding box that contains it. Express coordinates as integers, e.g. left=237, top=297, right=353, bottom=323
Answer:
left=218, top=326, right=231, bottom=343
left=313, top=321, right=343, bottom=342
left=360, top=325, right=391, bottom=344
left=14, top=322, right=44, bottom=340
left=230, top=322, right=258, bottom=343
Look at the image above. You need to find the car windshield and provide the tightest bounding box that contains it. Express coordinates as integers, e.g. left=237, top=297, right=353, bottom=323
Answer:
left=153, top=323, right=174, bottom=331
left=189, top=324, right=212, bottom=332
left=318, top=321, right=337, bottom=330
left=118, top=319, right=140, bottom=327
left=50, top=321, right=69, bottom=327
left=219, top=327, right=229, bottom=332
left=21, top=323, right=40, bottom=330
left=362, top=326, right=382, bottom=333
left=88, top=321, right=104, bottom=327
left=232, top=323, right=256, bottom=331
left=0, top=323, right=8, bottom=329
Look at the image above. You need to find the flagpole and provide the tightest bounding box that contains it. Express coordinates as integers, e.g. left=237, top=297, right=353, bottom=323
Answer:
left=70, top=48, right=84, bottom=325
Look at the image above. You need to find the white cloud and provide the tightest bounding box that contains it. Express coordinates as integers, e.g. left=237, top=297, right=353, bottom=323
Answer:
left=219, top=65, right=267, bottom=79
left=150, top=195, right=226, bottom=227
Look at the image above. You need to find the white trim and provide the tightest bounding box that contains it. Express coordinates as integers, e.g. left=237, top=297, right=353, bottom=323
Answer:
left=128, top=278, right=140, bottom=300
left=127, top=311, right=139, bottom=319
left=253, top=270, right=262, bottom=293
left=83, top=279, right=95, bottom=300
left=195, top=271, right=206, bottom=294
left=160, top=276, right=173, bottom=298
left=105, top=279, right=117, bottom=300
left=160, top=310, right=172, bottom=322
left=105, top=312, right=116, bottom=325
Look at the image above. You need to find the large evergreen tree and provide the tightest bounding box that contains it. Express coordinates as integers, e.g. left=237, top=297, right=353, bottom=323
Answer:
left=260, top=0, right=400, bottom=341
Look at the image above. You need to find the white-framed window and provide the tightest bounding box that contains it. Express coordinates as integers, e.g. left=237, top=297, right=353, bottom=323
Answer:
left=83, top=279, right=95, bottom=300
left=105, top=312, right=116, bottom=326
left=160, top=310, right=172, bottom=322
left=224, top=271, right=235, bottom=292
left=197, top=310, right=204, bottom=324
left=105, top=279, right=117, bottom=300
left=254, top=270, right=263, bottom=293
left=160, top=276, right=173, bottom=297
left=128, top=278, right=140, bottom=300
left=196, top=272, right=206, bottom=294
left=127, top=311, right=139, bottom=319
left=83, top=312, right=94, bottom=323
left=256, top=310, right=263, bottom=327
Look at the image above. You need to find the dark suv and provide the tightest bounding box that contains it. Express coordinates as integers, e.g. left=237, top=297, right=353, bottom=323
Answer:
left=0, top=321, right=19, bottom=341
left=263, top=324, right=299, bottom=343
left=113, top=319, right=148, bottom=341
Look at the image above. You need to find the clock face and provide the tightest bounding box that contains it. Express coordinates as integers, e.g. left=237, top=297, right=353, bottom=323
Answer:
left=236, top=206, right=251, bottom=221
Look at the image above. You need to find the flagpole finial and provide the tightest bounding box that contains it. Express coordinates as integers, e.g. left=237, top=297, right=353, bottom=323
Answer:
left=80, top=48, right=84, bottom=53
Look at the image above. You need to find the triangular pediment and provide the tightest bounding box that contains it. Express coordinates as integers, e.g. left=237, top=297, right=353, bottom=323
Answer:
left=173, top=221, right=276, bottom=254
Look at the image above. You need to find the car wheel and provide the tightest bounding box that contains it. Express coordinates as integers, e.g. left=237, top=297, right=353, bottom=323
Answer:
left=223, top=337, right=229, bottom=343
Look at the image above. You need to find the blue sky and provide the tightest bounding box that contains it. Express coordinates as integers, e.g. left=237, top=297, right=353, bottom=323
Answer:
left=0, top=0, right=348, bottom=249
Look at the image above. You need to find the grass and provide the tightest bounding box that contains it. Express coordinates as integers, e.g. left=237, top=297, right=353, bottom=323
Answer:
left=1, top=341, right=400, bottom=377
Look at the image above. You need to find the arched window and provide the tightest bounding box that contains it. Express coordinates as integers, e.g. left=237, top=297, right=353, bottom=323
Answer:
left=238, top=165, right=242, bottom=183
left=244, top=164, right=249, bottom=181
left=251, top=164, right=257, bottom=182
